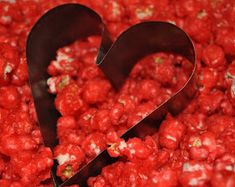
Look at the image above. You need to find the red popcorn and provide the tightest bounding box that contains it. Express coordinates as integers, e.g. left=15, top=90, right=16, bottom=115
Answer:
left=135, top=79, right=161, bottom=101
left=211, top=153, right=235, bottom=187
left=17, top=0, right=42, bottom=25
left=47, top=75, right=73, bottom=94
left=0, top=134, right=38, bottom=156
left=198, top=67, right=219, bottom=91
left=0, top=43, right=19, bottom=86
left=128, top=4, right=155, bottom=23
left=197, top=89, right=224, bottom=114
left=119, top=137, right=153, bottom=160
left=109, top=103, right=126, bottom=126
left=207, top=114, right=235, bottom=136
left=2, top=110, right=34, bottom=135
left=82, top=79, right=112, bottom=104
left=159, top=116, right=186, bottom=150
left=11, top=57, right=28, bottom=86
left=179, top=112, right=207, bottom=132
left=216, top=29, right=235, bottom=55
left=57, top=116, right=77, bottom=137
left=219, top=123, right=235, bottom=154
left=211, top=172, right=235, bottom=187
left=103, top=1, right=125, bottom=22
left=55, top=83, right=85, bottom=116
left=0, top=0, right=235, bottom=186
left=0, top=2, right=22, bottom=26
left=0, top=180, right=24, bottom=187
left=184, top=10, right=212, bottom=44
left=107, top=21, right=130, bottom=39
left=90, top=109, right=112, bottom=132
left=174, top=0, right=198, bottom=18
left=81, top=132, right=106, bottom=158
left=220, top=98, right=235, bottom=116
left=55, top=144, right=85, bottom=180
left=143, top=53, right=176, bottom=85
left=202, top=44, right=226, bottom=69
left=186, top=131, right=217, bottom=161
left=214, top=153, right=235, bottom=172
left=10, top=148, right=53, bottom=186
left=117, top=94, right=138, bottom=113
left=0, top=85, right=20, bottom=109
left=77, top=108, right=97, bottom=134
left=88, top=163, right=116, bottom=186
left=179, top=161, right=213, bottom=186
left=148, top=168, right=178, bottom=187
left=47, top=49, right=80, bottom=76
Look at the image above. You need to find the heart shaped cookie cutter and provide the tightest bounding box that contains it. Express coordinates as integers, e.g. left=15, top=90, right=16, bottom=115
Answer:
left=26, top=3, right=196, bottom=187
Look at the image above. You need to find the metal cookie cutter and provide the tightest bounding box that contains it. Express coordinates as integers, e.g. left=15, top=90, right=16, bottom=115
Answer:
left=26, top=3, right=196, bottom=187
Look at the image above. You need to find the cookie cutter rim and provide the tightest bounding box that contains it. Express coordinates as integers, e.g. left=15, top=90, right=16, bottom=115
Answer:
left=26, top=3, right=196, bottom=187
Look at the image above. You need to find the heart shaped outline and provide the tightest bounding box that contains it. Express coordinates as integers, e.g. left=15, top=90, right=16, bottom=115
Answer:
left=26, top=3, right=196, bottom=187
